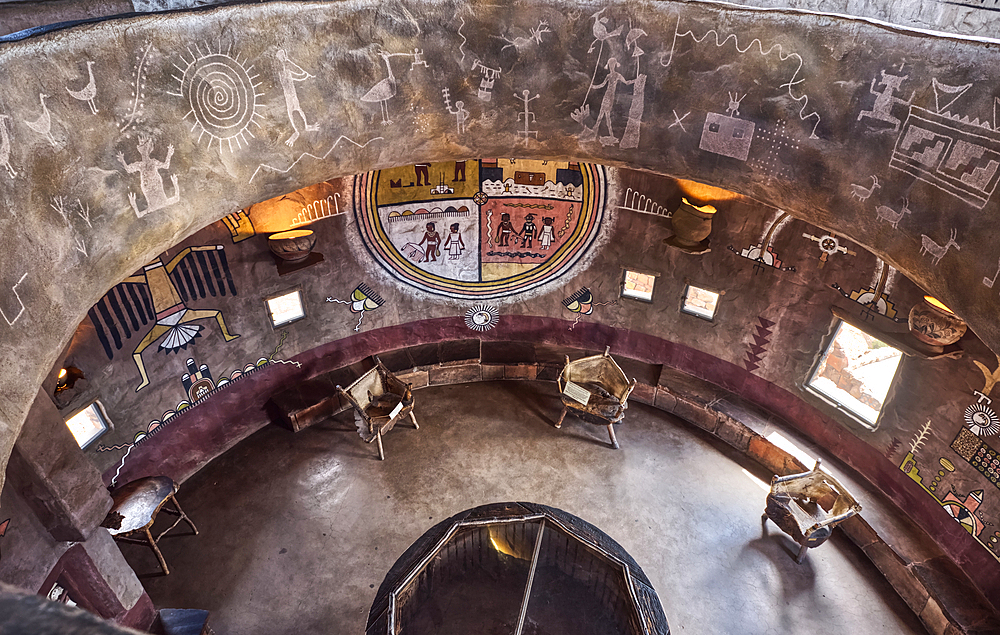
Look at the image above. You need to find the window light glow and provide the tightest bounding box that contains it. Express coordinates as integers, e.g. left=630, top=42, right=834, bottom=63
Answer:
left=65, top=402, right=109, bottom=449
left=267, top=290, right=305, bottom=327
left=622, top=270, right=656, bottom=302
left=682, top=285, right=720, bottom=320
left=807, top=320, right=903, bottom=428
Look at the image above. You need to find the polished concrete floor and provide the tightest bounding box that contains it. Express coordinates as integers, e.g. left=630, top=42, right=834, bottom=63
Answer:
left=125, top=381, right=927, bottom=635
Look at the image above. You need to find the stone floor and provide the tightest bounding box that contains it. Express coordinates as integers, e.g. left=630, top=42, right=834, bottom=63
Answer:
left=124, top=381, right=927, bottom=635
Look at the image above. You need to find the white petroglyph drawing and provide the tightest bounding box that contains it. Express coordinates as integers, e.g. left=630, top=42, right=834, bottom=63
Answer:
left=669, top=110, right=690, bottom=133
left=497, top=19, right=551, bottom=53
left=0, top=272, right=27, bottom=326
left=50, top=195, right=96, bottom=253
left=920, top=228, right=960, bottom=266
left=66, top=61, right=98, bottom=115
left=699, top=94, right=756, bottom=161
left=441, top=88, right=470, bottom=134
left=168, top=44, right=265, bottom=151
left=249, top=135, right=383, bottom=183
left=471, top=60, right=501, bottom=102
left=25, top=93, right=56, bottom=147
left=410, top=48, right=429, bottom=69
left=0, top=115, right=16, bottom=178
left=984, top=257, right=1000, bottom=289
left=932, top=78, right=971, bottom=114
left=457, top=17, right=468, bottom=65
left=291, top=193, right=341, bottom=227
left=858, top=70, right=914, bottom=132
left=849, top=175, right=880, bottom=201
left=748, top=120, right=800, bottom=178
left=361, top=51, right=420, bottom=125
left=75, top=198, right=93, bottom=228
left=119, top=43, right=152, bottom=135
left=276, top=49, right=319, bottom=147
left=74, top=236, right=88, bottom=257
left=618, top=187, right=669, bottom=217
left=572, top=11, right=647, bottom=148
left=660, top=18, right=821, bottom=139
left=516, top=89, right=540, bottom=144
left=875, top=198, right=912, bottom=229
left=118, top=135, right=180, bottom=218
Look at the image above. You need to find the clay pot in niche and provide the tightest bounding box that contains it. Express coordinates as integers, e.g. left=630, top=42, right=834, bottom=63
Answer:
left=908, top=295, right=967, bottom=347
left=268, top=229, right=316, bottom=262
left=668, top=198, right=716, bottom=248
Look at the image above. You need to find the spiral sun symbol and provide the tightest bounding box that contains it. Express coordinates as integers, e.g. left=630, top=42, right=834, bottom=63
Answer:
left=965, top=402, right=1000, bottom=437
left=169, top=44, right=264, bottom=151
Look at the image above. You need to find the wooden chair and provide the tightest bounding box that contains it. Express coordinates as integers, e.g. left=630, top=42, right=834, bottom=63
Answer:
left=556, top=346, right=636, bottom=448
left=101, top=476, right=198, bottom=575
left=337, top=357, right=418, bottom=460
left=762, top=459, right=861, bottom=563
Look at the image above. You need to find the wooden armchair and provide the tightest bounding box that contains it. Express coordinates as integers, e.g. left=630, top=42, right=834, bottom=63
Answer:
left=336, top=357, right=418, bottom=460
left=762, top=459, right=861, bottom=563
left=556, top=346, right=637, bottom=448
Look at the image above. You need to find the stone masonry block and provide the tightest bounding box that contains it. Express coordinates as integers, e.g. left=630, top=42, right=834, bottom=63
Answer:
left=715, top=414, right=753, bottom=452
left=631, top=382, right=655, bottom=406
left=396, top=370, right=428, bottom=389
left=861, top=542, right=930, bottom=614
left=481, top=365, right=505, bottom=381
left=747, top=436, right=807, bottom=476
left=672, top=398, right=718, bottom=433
left=504, top=364, right=537, bottom=380
left=428, top=364, right=482, bottom=385
left=652, top=389, right=677, bottom=413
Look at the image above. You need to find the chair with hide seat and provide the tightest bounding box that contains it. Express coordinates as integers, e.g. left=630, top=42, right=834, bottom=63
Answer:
left=556, top=346, right=636, bottom=449
left=337, top=357, right=419, bottom=460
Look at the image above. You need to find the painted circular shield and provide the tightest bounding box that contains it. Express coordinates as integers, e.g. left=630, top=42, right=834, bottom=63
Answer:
left=354, top=160, right=606, bottom=299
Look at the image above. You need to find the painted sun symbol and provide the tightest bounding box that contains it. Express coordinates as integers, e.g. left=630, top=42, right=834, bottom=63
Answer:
left=965, top=402, right=1000, bottom=436
left=168, top=43, right=265, bottom=151
left=465, top=304, right=499, bottom=332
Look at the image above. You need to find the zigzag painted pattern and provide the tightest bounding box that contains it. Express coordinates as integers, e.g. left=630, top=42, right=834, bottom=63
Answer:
left=744, top=316, right=774, bottom=372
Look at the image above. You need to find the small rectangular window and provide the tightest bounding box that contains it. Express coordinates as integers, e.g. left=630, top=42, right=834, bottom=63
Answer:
left=682, top=285, right=720, bottom=320
left=65, top=402, right=110, bottom=449
left=807, top=320, right=903, bottom=429
left=266, top=289, right=305, bottom=327
left=621, top=270, right=656, bottom=302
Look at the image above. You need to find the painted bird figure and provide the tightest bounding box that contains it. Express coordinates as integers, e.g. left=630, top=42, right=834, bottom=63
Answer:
left=361, top=52, right=397, bottom=125
left=67, top=60, right=99, bottom=115
left=25, top=93, right=56, bottom=147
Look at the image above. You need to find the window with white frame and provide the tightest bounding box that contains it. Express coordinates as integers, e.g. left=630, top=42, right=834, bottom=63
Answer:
left=806, top=319, right=903, bottom=429
left=621, top=270, right=656, bottom=302
left=681, top=285, right=720, bottom=320
left=266, top=289, right=306, bottom=327
left=65, top=402, right=111, bottom=449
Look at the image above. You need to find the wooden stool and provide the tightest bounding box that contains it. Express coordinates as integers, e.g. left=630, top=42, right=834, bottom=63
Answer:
left=101, top=476, right=198, bottom=575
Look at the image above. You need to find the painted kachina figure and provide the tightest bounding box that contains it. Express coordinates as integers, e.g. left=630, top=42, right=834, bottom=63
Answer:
left=520, top=213, right=537, bottom=248
left=496, top=212, right=515, bottom=246
left=418, top=222, right=441, bottom=262
left=444, top=223, right=465, bottom=260
left=539, top=216, right=556, bottom=250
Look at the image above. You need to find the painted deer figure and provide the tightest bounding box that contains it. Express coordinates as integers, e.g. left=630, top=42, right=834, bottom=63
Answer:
left=920, top=228, right=960, bottom=266
left=875, top=197, right=912, bottom=229
left=849, top=175, right=880, bottom=201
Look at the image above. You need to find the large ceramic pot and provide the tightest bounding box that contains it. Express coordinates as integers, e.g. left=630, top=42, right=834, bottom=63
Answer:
left=908, top=296, right=967, bottom=347
left=669, top=198, right=716, bottom=247
left=268, top=229, right=316, bottom=261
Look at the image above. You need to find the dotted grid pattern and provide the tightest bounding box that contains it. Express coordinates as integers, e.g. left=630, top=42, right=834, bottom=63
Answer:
left=748, top=120, right=800, bottom=179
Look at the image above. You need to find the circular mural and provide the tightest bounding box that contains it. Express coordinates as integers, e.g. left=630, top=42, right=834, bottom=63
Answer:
left=354, top=159, right=607, bottom=299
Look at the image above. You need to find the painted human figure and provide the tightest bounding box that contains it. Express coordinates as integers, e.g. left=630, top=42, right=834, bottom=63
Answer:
left=419, top=222, right=441, bottom=262
left=444, top=223, right=465, bottom=260
left=122, top=246, right=240, bottom=391
left=453, top=160, right=466, bottom=182
left=584, top=57, right=634, bottom=145
left=539, top=216, right=556, bottom=250
left=276, top=49, right=319, bottom=147
left=117, top=135, right=179, bottom=218
left=519, top=213, right=537, bottom=248
left=496, top=212, right=515, bottom=246
left=415, top=163, right=431, bottom=186
left=447, top=100, right=470, bottom=134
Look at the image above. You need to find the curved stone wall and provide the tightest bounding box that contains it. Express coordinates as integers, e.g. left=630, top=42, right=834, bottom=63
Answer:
left=5, top=0, right=1000, bottom=601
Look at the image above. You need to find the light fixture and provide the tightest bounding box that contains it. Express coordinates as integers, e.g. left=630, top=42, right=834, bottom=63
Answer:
left=665, top=197, right=716, bottom=253
left=908, top=295, right=967, bottom=350
left=267, top=229, right=324, bottom=275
